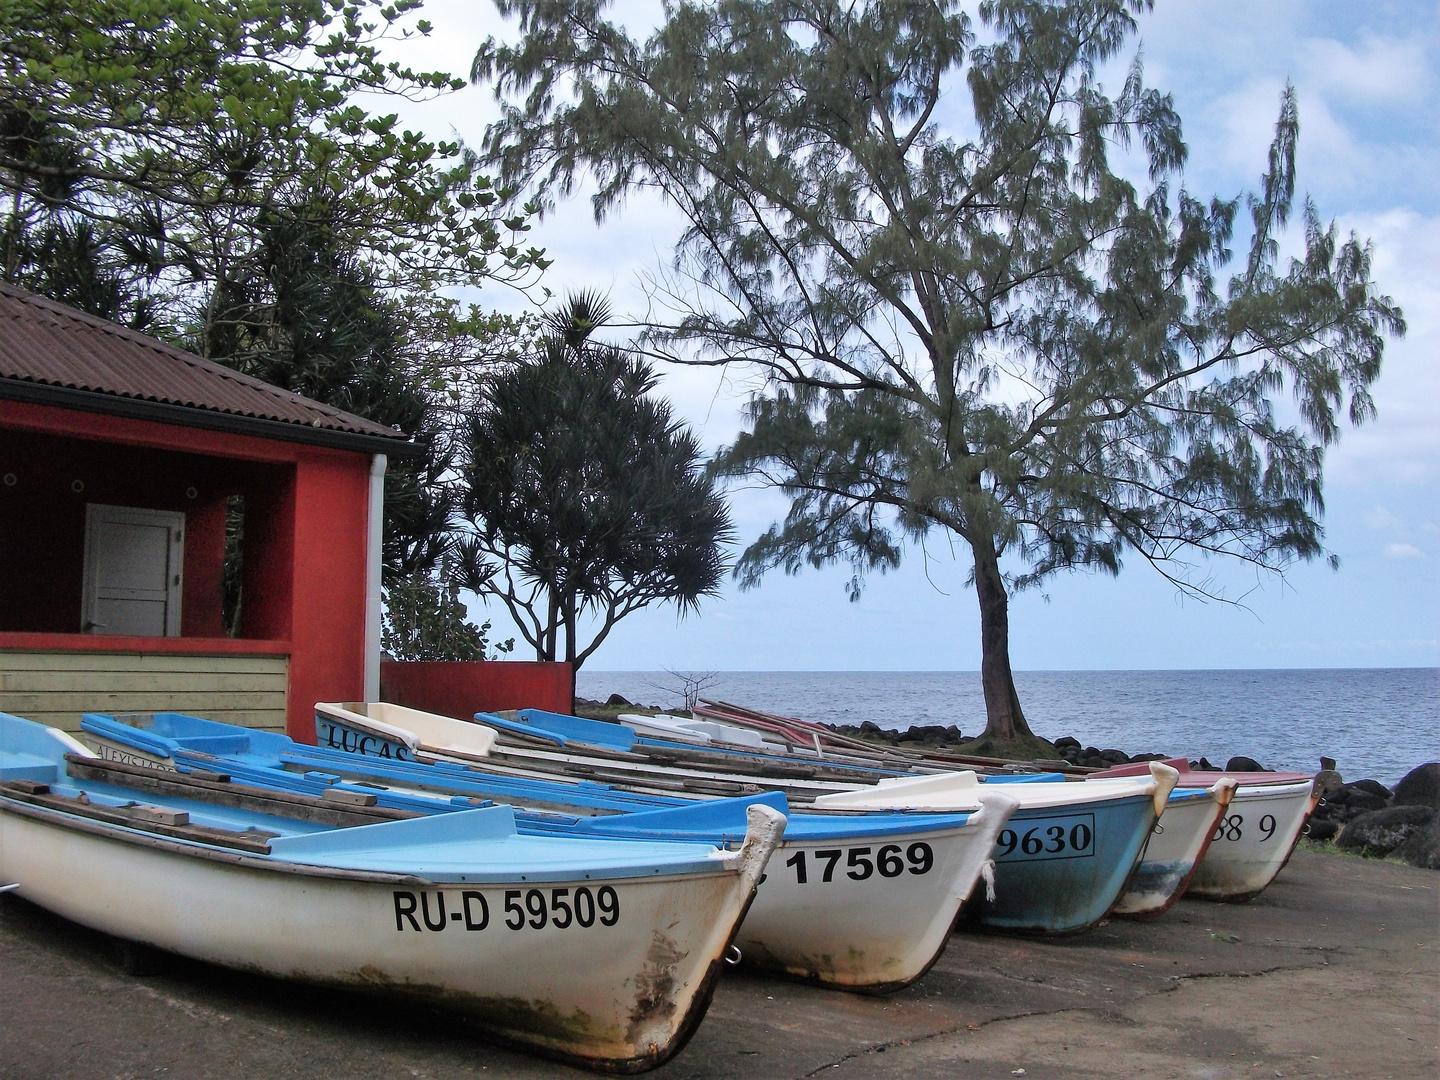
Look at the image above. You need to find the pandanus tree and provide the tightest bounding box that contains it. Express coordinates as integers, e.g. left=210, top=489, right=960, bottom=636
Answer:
left=458, top=295, right=732, bottom=669
left=473, top=0, right=1403, bottom=752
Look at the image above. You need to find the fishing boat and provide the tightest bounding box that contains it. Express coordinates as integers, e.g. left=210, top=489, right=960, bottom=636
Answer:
left=83, top=708, right=1022, bottom=991
left=316, top=703, right=1189, bottom=934
left=315, top=701, right=908, bottom=802
left=1108, top=776, right=1236, bottom=916
left=1, top=711, right=782, bottom=1071
left=811, top=766, right=1181, bottom=933
left=1090, top=758, right=1318, bottom=901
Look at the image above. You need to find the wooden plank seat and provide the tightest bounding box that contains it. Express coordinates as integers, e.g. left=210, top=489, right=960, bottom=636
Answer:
left=58, top=754, right=421, bottom=830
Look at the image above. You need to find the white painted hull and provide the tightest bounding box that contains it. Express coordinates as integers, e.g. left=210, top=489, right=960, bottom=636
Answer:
left=1110, top=780, right=1236, bottom=917
left=739, top=797, right=1017, bottom=989
left=1185, top=780, right=1317, bottom=901
left=0, top=801, right=777, bottom=1071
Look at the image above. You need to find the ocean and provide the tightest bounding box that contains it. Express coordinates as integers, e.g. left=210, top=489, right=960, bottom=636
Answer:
left=576, top=668, right=1440, bottom=788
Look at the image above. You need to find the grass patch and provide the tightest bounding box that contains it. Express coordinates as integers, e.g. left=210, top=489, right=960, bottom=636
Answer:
left=1296, top=838, right=1411, bottom=866
left=955, top=732, right=1060, bottom=762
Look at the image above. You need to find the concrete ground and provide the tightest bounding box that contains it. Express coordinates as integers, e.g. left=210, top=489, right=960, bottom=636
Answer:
left=1, top=848, right=1435, bottom=1080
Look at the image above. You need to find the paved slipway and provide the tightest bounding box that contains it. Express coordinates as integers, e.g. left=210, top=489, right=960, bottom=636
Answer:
left=1, top=850, right=1435, bottom=1080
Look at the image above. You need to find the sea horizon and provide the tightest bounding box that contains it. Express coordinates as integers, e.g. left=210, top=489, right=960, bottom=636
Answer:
left=576, top=668, right=1439, bottom=787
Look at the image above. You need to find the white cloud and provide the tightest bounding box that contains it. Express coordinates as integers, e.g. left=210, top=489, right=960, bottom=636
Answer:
left=1365, top=505, right=1401, bottom=530
left=1324, top=209, right=1440, bottom=488
left=1383, top=542, right=1426, bottom=560
left=1299, top=35, right=1432, bottom=105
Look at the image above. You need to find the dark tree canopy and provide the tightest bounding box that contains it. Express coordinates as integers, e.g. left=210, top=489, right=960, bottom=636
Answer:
left=475, top=0, right=1402, bottom=748
left=2, top=0, right=545, bottom=583
left=458, top=295, right=732, bottom=669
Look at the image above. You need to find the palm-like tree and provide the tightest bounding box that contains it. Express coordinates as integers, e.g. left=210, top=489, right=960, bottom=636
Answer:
left=458, top=294, right=731, bottom=668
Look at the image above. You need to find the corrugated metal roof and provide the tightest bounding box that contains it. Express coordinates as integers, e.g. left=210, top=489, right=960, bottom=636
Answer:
left=0, top=282, right=413, bottom=444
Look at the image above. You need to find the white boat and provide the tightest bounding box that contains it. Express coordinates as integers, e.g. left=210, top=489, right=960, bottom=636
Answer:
left=616, top=714, right=714, bottom=745
left=812, top=766, right=1181, bottom=933
left=1090, top=759, right=1319, bottom=901
left=1108, top=777, right=1237, bottom=917
left=0, top=712, right=782, bottom=1071
left=88, top=706, right=1025, bottom=992
left=1183, top=779, right=1317, bottom=900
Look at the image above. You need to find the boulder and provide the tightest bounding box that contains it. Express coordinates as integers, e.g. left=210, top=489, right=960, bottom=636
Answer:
left=1391, top=813, right=1440, bottom=870
left=1340, top=788, right=1389, bottom=813
left=1053, top=736, right=1081, bottom=750
left=1225, top=755, right=1264, bottom=772
left=858, top=720, right=883, bottom=735
left=1099, top=749, right=1130, bottom=765
left=1392, top=763, right=1440, bottom=809
left=1306, top=818, right=1339, bottom=842
left=604, top=693, right=632, bottom=708
left=1336, top=805, right=1437, bottom=857
left=1349, top=778, right=1393, bottom=800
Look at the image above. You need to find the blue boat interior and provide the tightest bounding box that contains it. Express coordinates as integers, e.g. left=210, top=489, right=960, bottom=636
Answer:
left=0, top=712, right=754, bottom=881
left=81, top=712, right=976, bottom=843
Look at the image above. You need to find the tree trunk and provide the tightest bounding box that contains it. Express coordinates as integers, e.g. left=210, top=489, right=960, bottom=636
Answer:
left=972, top=534, right=1033, bottom=740
left=541, top=590, right=559, bottom=662
left=562, top=593, right=577, bottom=666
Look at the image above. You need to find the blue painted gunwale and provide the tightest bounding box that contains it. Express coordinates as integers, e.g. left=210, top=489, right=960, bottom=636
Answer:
left=82, top=712, right=976, bottom=845
left=1, top=712, right=748, bottom=883
left=983, top=770, right=1215, bottom=813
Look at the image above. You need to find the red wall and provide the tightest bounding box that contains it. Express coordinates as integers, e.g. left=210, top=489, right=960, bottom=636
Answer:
left=380, top=660, right=575, bottom=719
left=287, top=453, right=370, bottom=742
left=0, top=400, right=373, bottom=741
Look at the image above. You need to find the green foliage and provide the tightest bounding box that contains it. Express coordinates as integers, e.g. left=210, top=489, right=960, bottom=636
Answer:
left=381, top=567, right=513, bottom=662
left=1, top=0, right=545, bottom=317
left=475, top=0, right=1403, bottom=736
left=457, top=294, right=731, bottom=669
left=1, top=0, right=548, bottom=582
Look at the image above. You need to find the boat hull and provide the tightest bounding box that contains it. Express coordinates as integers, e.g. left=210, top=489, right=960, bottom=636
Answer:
left=0, top=800, right=761, bottom=1072
left=1184, top=780, right=1317, bottom=901
left=739, top=804, right=1013, bottom=990
left=963, top=794, right=1158, bottom=934
left=1110, top=781, right=1235, bottom=918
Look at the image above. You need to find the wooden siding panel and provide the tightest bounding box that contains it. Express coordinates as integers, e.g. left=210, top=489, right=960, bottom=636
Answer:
left=0, top=651, right=288, bottom=733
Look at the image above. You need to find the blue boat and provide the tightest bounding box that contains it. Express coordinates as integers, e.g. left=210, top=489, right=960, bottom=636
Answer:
left=320, top=702, right=1187, bottom=937
left=82, top=709, right=1018, bottom=990
left=0, top=711, right=781, bottom=1070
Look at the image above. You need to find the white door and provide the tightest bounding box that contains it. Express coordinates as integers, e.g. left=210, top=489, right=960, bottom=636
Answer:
left=82, top=505, right=185, bottom=637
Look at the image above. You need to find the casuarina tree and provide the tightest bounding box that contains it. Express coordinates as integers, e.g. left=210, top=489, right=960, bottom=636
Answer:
left=458, top=295, right=731, bottom=669
left=474, top=0, right=1403, bottom=753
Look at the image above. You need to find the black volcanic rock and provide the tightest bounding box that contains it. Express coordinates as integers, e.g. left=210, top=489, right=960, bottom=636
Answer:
left=1392, top=763, right=1440, bottom=808
left=1337, top=805, right=1437, bottom=857
left=1349, top=778, right=1393, bottom=800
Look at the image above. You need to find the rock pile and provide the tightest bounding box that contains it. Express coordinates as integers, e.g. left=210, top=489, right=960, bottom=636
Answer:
left=829, top=720, right=964, bottom=748
left=1308, top=762, right=1440, bottom=870
left=1049, top=736, right=1170, bottom=769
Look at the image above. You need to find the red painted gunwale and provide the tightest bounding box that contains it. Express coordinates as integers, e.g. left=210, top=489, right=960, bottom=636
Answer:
left=1091, top=756, right=1311, bottom=787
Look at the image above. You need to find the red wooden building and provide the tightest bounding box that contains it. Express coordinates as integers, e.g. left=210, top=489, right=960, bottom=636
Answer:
left=0, top=283, right=413, bottom=741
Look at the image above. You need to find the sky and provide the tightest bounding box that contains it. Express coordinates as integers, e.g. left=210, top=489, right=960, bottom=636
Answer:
left=378, top=0, right=1439, bottom=671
